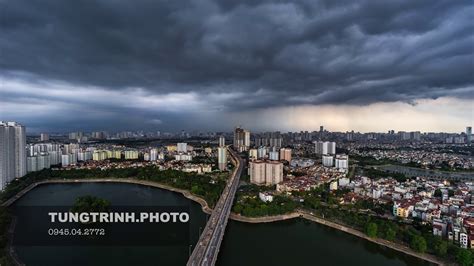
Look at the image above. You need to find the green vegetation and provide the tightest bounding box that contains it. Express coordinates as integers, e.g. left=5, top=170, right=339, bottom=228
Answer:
left=365, top=222, right=378, bottom=238
left=456, top=249, right=473, bottom=266
left=410, top=235, right=427, bottom=253
left=232, top=184, right=297, bottom=217
left=71, top=195, right=111, bottom=213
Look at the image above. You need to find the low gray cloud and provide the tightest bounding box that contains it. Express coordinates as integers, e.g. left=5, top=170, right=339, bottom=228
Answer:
left=0, top=0, right=473, bottom=131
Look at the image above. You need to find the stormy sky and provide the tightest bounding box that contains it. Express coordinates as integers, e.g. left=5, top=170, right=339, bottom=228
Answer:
left=0, top=0, right=473, bottom=133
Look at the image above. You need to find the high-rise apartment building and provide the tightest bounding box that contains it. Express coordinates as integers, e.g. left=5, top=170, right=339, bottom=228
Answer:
left=335, top=154, right=349, bottom=172
left=467, top=127, right=472, bottom=143
left=218, top=147, right=227, bottom=171
left=219, top=135, right=225, bottom=147
left=40, top=133, right=49, bottom=141
left=0, top=121, right=27, bottom=190
left=249, top=160, right=283, bottom=185
left=233, top=127, right=250, bottom=152
left=218, top=136, right=227, bottom=171
left=314, top=141, right=336, bottom=155
left=322, top=155, right=334, bottom=167
left=177, top=143, right=187, bottom=153
left=279, top=148, right=292, bottom=162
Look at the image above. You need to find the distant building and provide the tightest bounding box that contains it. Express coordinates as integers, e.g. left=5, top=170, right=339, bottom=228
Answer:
left=233, top=127, right=250, bottom=152
left=279, top=148, right=292, bottom=162
left=0, top=121, right=27, bottom=190
left=93, top=150, right=108, bottom=161
left=257, top=146, right=267, bottom=159
left=335, top=154, right=349, bottom=172
left=330, top=181, right=338, bottom=191
left=219, top=135, right=225, bottom=147
left=248, top=149, right=258, bottom=160
left=40, top=133, right=49, bottom=141
left=314, top=141, right=336, bottom=155
left=177, top=143, right=187, bottom=153
left=322, top=155, right=334, bottom=167
left=175, top=154, right=192, bottom=161
left=290, top=158, right=315, bottom=168
left=218, top=147, right=227, bottom=171
left=27, top=152, right=50, bottom=172
left=467, top=126, right=472, bottom=143
left=124, top=150, right=139, bottom=160
left=150, top=149, right=158, bottom=161
left=269, top=151, right=279, bottom=161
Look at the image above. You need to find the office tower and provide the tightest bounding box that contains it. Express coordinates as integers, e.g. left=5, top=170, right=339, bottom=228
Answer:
left=322, top=155, right=334, bottom=167
left=0, top=121, right=27, bottom=190
left=335, top=154, right=349, bottom=172
left=314, top=141, right=336, bottom=155
left=177, top=143, right=187, bottom=153
left=219, top=135, right=225, bottom=147
left=467, top=127, right=472, bottom=142
left=40, top=133, right=49, bottom=141
left=279, top=148, right=292, bottom=162
left=218, top=147, right=227, bottom=171
left=320, top=125, right=324, bottom=132
left=233, top=127, right=250, bottom=152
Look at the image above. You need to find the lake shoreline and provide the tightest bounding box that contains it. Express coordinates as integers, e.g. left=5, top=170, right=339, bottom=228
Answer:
left=5, top=178, right=448, bottom=266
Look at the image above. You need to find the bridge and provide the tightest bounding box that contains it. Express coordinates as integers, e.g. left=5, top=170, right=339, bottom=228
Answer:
left=187, top=147, right=244, bottom=266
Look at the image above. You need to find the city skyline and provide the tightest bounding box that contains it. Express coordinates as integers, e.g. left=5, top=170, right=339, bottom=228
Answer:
left=1, top=0, right=473, bottom=132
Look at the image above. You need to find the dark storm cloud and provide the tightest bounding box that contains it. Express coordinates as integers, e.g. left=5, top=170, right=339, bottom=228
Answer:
left=0, top=0, right=473, bottom=114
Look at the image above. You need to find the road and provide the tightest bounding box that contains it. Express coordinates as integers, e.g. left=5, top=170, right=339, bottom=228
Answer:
left=187, top=147, right=244, bottom=266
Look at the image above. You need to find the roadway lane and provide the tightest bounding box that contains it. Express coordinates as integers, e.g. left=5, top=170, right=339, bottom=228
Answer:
left=187, top=147, right=244, bottom=266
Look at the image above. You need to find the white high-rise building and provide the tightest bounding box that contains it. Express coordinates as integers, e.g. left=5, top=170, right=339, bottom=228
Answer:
left=335, top=154, right=349, bottom=172
left=257, top=146, right=267, bottom=159
left=315, top=141, right=336, bottom=155
left=269, top=151, right=279, bottom=161
left=219, top=136, right=225, bottom=147
left=322, top=155, right=334, bottom=167
left=177, top=143, right=187, bottom=153
left=150, top=149, right=158, bottom=161
left=0, top=121, right=27, bottom=190
left=248, top=149, right=258, bottom=160
left=218, top=147, right=227, bottom=171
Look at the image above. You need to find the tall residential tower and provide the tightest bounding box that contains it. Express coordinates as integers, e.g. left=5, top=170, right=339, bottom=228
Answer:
left=0, top=121, right=27, bottom=190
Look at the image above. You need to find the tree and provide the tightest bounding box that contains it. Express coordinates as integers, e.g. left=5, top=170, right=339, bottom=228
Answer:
left=366, top=222, right=378, bottom=238
left=384, top=227, right=396, bottom=241
left=434, top=189, right=442, bottom=198
left=433, top=238, right=448, bottom=256
left=456, top=249, right=473, bottom=266
left=410, top=235, right=427, bottom=253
